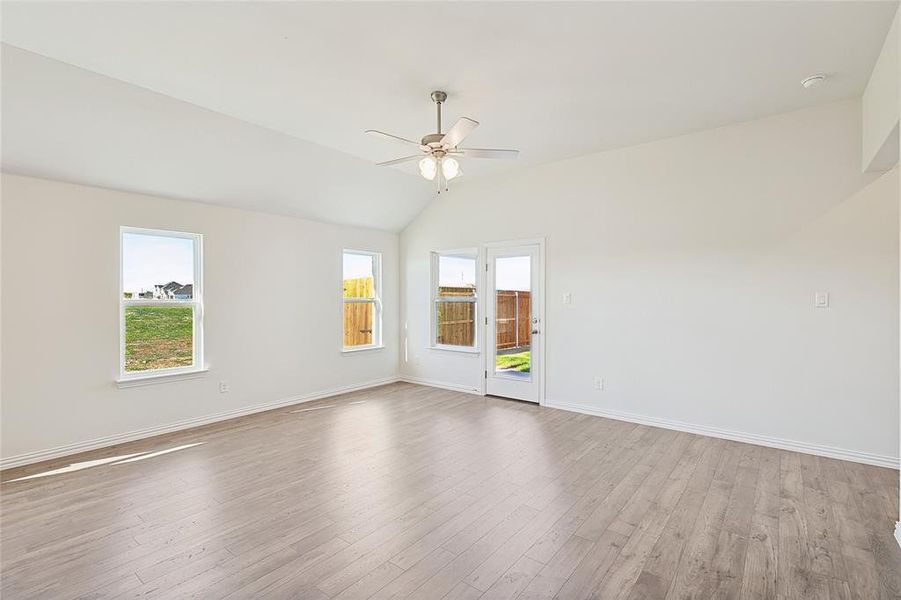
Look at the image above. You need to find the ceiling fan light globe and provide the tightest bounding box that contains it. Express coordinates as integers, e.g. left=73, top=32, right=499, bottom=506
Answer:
left=442, top=157, right=460, bottom=180
left=419, top=156, right=437, bottom=180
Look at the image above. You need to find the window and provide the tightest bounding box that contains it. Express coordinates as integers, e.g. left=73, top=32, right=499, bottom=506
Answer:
left=120, top=227, right=203, bottom=380
left=343, top=250, right=382, bottom=351
left=431, top=250, right=478, bottom=350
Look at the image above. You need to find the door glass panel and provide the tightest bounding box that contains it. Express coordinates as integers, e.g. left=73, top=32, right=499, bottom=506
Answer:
left=494, top=256, right=531, bottom=378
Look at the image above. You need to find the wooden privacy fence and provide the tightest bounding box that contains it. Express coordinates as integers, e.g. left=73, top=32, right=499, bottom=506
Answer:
left=344, top=277, right=374, bottom=347
left=495, top=290, right=531, bottom=350
left=436, top=286, right=476, bottom=347
left=435, top=287, right=531, bottom=350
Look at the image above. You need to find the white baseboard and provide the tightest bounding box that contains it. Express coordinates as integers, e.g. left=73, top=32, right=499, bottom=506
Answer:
left=0, top=377, right=400, bottom=471
left=8, top=378, right=893, bottom=472
left=398, top=375, right=483, bottom=396
left=895, top=522, right=901, bottom=550
left=544, top=399, right=900, bottom=470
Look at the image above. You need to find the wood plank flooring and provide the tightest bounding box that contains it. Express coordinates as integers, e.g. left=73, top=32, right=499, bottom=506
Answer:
left=1, top=382, right=899, bottom=599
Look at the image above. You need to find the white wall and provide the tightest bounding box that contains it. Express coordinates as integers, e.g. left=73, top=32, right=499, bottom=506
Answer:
left=863, top=7, right=900, bottom=173
left=1, top=174, right=399, bottom=464
left=401, top=99, right=900, bottom=467
left=894, top=2, right=901, bottom=540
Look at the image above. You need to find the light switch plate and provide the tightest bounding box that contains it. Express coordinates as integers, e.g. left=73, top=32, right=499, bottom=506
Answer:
left=815, top=292, right=829, bottom=308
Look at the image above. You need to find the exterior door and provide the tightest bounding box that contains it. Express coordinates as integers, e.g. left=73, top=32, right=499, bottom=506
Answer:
left=486, top=244, right=541, bottom=402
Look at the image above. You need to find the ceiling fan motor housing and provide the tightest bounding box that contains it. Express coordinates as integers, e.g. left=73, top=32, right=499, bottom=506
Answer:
left=421, top=133, right=445, bottom=147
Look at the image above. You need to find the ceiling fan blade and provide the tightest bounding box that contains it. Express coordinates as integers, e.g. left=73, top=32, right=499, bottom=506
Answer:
left=440, top=117, right=479, bottom=149
left=452, top=148, right=519, bottom=160
left=366, top=130, right=429, bottom=151
left=375, top=155, right=423, bottom=166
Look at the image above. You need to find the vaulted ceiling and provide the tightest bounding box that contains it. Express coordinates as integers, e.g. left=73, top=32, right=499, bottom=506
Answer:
left=2, top=1, right=897, bottom=230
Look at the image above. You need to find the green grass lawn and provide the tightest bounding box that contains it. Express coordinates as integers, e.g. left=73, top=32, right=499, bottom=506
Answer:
left=125, top=306, right=193, bottom=372
left=496, top=351, right=531, bottom=373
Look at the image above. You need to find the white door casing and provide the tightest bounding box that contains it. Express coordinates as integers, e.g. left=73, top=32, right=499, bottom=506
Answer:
left=485, top=242, right=542, bottom=403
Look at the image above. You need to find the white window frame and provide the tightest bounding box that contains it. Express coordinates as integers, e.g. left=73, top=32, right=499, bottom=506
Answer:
left=118, top=226, right=204, bottom=383
left=342, top=249, right=383, bottom=353
left=430, top=249, right=479, bottom=353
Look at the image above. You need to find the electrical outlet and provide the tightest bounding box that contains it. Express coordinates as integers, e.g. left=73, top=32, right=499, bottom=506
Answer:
left=563, top=292, right=573, bottom=305
left=219, top=380, right=230, bottom=394
left=814, top=291, right=829, bottom=308
left=593, top=377, right=604, bottom=391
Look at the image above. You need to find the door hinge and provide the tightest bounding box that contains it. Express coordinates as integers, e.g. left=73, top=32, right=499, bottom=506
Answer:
left=486, top=263, right=489, bottom=272
left=485, top=317, right=488, bottom=325
left=484, top=370, right=488, bottom=378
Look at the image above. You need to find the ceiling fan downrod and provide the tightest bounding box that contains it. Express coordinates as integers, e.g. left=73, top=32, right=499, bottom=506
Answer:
left=431, top=90, right=447, bottom=135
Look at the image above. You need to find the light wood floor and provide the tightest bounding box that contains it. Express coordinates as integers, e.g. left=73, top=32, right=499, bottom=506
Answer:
left=1, top=382, right=899, bottom=599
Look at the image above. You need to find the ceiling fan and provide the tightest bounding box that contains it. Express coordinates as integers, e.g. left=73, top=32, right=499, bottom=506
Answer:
left=365, top=91, right=519, bottom=193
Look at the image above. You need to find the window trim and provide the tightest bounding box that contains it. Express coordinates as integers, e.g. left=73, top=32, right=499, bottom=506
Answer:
left=342, top=249, right=383, bottom=353
left=430, top=248, right=480, bottom=353
left=118, top=226, right=205, bottom=383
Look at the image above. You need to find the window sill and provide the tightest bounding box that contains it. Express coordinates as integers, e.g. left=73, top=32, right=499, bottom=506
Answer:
left=342, top=345, right=385, bottom=354
left=430, top=345, right=481, bottom=355
left=116, top=368, right=209, bottom=388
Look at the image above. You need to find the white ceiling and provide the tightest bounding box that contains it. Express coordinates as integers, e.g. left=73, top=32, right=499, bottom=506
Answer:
left=1, top=46, right=427, bottom=230
left=1, top=1, right=897, bottom=230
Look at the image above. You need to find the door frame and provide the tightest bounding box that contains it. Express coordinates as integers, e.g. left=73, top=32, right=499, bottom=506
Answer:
left=480, top=237, right=547, bottom=405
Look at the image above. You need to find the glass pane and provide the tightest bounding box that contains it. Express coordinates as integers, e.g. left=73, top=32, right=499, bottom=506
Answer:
left=122, top=232, right=194, bottom=300
left=343, top=252, right=375, bottom=299
left=344, top=301, right=374, bottom=347
left=436, top=300, right=476, bottom=347
left=438, top=254, right=476, bottom=298
left=124, top=305, right=194, bottom=372
left=495, top=256, right=531, bottom=377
